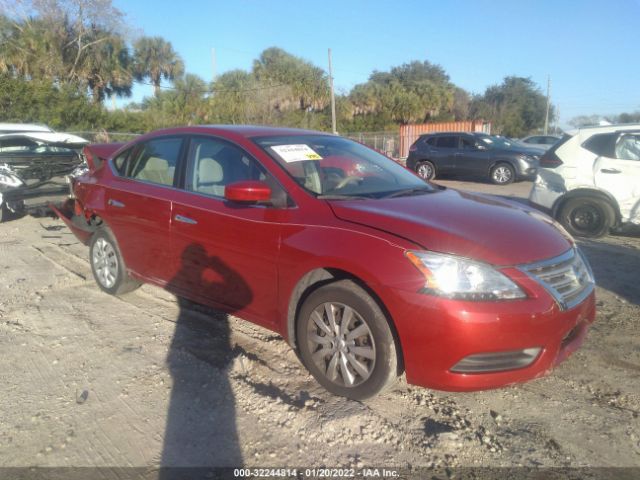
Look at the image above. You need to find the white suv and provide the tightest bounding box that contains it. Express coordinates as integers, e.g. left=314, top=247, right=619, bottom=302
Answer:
left=529, top=124, right=640, bottom=238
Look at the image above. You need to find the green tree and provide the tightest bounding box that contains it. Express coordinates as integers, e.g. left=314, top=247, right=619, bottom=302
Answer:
left=253, top=47, right=328, bottom=111
left=348, top=60, right=456, bottom=126
left=132, top=36, right=184, bottom=96
left=79, top=31, right=132, bottom=103
left=470, top=76, right=551, bottom=137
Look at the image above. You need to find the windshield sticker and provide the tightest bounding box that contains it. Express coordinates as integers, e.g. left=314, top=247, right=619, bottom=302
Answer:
left=271, top=144, right=322, bottom=162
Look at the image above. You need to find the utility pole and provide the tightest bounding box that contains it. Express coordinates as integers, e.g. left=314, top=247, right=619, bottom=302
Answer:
left=211, top=48, right=217, bottom=82
left=328, top=48, right=337, bottom=135
left=544, top=75, right=551, bottom=134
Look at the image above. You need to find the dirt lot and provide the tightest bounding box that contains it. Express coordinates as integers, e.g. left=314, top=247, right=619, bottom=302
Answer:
left=0, top=180, right=639, bottom=476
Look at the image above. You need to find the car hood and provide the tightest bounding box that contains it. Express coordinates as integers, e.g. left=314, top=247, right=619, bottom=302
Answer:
left=490, top=146, right=545, bottom=157
left=329, top=189, right=572, bottom=266
left=0, top=132, right=89, bottom=149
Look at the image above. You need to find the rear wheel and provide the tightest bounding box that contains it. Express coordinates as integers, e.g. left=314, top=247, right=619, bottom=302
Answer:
left=415, top=161, right=436, bottom=181
left=89, top=228, right=141, bottom=295
left=490, top=163, right=515, bottom=185
left=558, top=197, right=615, bottom=238
left=296, top=280, right=399, bottom=400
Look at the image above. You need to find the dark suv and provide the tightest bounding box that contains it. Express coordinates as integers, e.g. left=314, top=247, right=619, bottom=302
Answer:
left=406, top=132, right=543, bottom=185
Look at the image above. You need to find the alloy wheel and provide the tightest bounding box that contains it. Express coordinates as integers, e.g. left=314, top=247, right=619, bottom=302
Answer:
left=92, top=238, right=118, bottom=289
left=306, top=302, right=376, bottom=388
left=492, top=165, right=513, bottom=184
left=417, top=163, right=433, bottom=180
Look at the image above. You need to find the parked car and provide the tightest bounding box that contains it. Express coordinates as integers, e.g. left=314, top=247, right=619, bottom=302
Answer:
left=406, top=132, right=543, bottom=185
left=520, top=135, right=561, bottom=151
left=0, top=129, right=88, bottom=221
left=529, top=124, right=640, bottom=238
left=53, top=126, right=595, bottom=399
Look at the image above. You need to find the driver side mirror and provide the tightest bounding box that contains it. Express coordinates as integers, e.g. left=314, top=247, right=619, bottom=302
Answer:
left=224, top=181, right=271, bottom=204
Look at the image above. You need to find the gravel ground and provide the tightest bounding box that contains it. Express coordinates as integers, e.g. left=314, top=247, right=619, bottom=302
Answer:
left=0, top=180, right=639, bottom=477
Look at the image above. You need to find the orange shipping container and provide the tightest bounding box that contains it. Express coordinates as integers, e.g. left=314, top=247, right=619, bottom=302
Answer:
left=399, top=121, right=491, bottom=159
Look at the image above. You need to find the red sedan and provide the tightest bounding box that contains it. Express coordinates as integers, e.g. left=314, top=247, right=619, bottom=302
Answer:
left=54, top=126, right=596, bottom=399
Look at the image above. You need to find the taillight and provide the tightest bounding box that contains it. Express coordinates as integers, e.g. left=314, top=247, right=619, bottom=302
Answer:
left=83, top=146, right=95, bottom=171
left=539, top=151, right=563, bottom=168
left=539, top=134, right=571, bottom=168
left=409, top=143, right=418, bottom=152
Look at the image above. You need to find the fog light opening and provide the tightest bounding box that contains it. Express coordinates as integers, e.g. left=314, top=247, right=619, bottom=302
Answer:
left=451, top=347, right=542, bottom=374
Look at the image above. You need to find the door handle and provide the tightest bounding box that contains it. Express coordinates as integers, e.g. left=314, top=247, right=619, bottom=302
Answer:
left=108, top=199, right=125, bottom=208
left=174, top=214, right=198, bottom=225
left=600, top=168, right=621, bottom=174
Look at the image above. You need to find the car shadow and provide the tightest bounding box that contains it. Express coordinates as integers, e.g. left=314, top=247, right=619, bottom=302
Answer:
left=578, top=239, right=640, bottom=306
left=159, top=243, right=252, bottom=476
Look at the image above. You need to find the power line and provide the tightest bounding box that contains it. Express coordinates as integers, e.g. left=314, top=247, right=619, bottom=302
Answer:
left=132, top=79, right=290, bottom=94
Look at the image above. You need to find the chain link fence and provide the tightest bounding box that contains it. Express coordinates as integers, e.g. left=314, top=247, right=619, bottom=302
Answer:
left=343, top=132, right=402, bottom=161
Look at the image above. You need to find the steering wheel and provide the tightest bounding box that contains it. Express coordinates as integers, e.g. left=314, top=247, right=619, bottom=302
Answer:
left=334, top=175, right=361, bottom=190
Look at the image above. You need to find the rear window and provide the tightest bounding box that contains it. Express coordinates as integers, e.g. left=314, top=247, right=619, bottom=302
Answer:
left=582, top=133, right=616, bottom=157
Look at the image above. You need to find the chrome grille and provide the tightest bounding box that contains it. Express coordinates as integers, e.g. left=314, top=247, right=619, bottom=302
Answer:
left=520, top=248, right=594, bottom=310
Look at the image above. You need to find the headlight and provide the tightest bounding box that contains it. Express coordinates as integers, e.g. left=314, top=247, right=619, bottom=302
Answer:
left=405, top=251, right=526, bottom=301
left=0, top=165, right=23, bottom=187
left=518, top=154, right=537, bottom=163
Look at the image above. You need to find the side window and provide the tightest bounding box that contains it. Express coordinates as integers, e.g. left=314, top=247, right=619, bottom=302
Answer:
left=436, top=136, right=458, bottom=148
left=128, top=137, right=183, bottom=186
left=186, top=137, right=288, bottom=206
left=615, top=134, right=640, bottom=161
left=461, top=136, right=476, bottom=149
left=583, top=133, right=616, bottom=157
left=424, top=136, right=437, bottom=146
left=112, top=149, right=130, bottom=175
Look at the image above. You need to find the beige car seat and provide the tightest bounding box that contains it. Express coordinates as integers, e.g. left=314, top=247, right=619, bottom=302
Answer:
left=136, top=156, right=173, bottom=185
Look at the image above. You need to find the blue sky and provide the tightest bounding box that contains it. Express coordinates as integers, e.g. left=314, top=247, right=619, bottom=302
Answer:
left=114, top=0, right=640, bottom=126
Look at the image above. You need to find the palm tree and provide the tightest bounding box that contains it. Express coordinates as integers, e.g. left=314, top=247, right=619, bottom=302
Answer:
left=132, top=36, right=184, bottom=96
left=78, top=30, right=133, bottom=104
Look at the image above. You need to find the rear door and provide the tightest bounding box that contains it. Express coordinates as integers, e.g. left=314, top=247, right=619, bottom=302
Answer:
left=594, top=132, right=640, bottom=223
left=103, top=136, right=185, bottom=284
left=168, top=135, right=287, bottom=327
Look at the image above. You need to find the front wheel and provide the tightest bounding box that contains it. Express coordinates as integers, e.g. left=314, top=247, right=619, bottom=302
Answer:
left=296, top=280, right=399, bottom=400
left=490, top=163, right=515, bottom=185
left=415, top=161, right=436, bottom=181
left=558, top=197, right=615, bottom=238
left=89, top=228, right=141, bottom=295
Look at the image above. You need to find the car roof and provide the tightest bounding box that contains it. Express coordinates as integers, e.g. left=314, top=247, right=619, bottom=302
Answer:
left=566, top=123, right=640, bottom=136
left=142, top=125, right=327, bottom=140
left=420, top=131, right=478, bottom=137
left=0, top=123, right=53, bottom=133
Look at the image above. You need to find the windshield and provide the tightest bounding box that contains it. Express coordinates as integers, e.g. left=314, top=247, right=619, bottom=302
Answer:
left=477, top=134, right=518, bottom=149
left=254, top=135, right=433, bottom=198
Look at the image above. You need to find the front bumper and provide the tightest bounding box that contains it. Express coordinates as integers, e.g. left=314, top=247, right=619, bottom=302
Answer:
left=384, top=272, right=596, bottom=391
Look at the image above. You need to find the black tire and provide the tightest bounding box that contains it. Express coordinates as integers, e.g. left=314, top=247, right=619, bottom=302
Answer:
left=558, top=197, right=615, bottom=238
left=89, top=228, right=141, bottom=295
left=415, top=160, right=436, bottom=181
left=490, top=163, right=515, bottom=185
left=0, top=203, right=9, bottom=223
left=296, top=280, right=399, bottom=400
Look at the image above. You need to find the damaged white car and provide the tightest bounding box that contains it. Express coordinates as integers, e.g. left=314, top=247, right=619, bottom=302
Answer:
left=0, top=128, right=88, bottom=221
left=530, top=124, right=640, bottom=238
